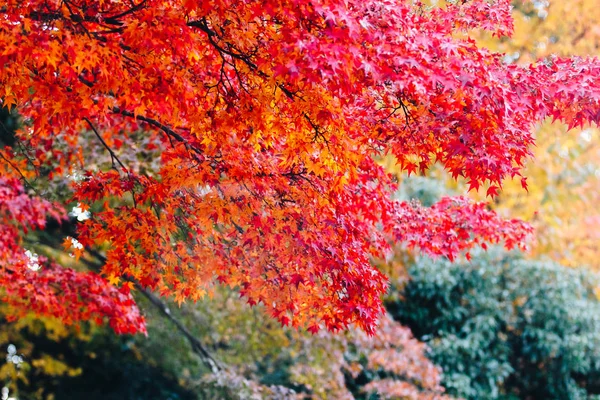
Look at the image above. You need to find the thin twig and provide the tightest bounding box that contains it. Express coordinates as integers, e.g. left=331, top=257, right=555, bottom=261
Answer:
left=0, top=151, right=39, bottom=195
left=84, top=117, right=128, bottom=171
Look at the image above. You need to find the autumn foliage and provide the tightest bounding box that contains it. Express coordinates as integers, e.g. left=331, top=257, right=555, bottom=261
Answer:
left=0, top=177, right=144, bottom=333
left=1, top=0, right=600, bottom=335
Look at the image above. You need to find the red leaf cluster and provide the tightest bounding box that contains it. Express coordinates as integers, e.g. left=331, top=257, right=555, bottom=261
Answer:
left=1, top=0, right=599, bottom=332
left=0, top=178, right=145, bottom=334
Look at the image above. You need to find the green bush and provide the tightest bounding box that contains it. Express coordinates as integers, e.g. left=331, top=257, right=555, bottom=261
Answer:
left=388, top=249, right=600, bottom=400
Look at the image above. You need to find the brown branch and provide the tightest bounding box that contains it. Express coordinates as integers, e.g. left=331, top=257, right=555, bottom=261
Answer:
left=187, top=18, right=298, bottom=101
left=0, top=151, right=39, bottom=195
left=111, top=107, right=188, bottom=145
left=187, top=18, right=258, bottom=70
left=104, top=0, right=147, bottom=24
left=84, top=248, right=222, bottom=372
left=137, top=286, right=223, bottom=373
left=84, top=117, right=128, bottom=172
left=84, top=117, right=138, bottom=207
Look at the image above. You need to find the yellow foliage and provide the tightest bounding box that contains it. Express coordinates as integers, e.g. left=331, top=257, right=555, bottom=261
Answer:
left=469, top=2, right=600, bottom=270
left=31, top=355, right=82, bottom=377
left=477, top=0, right=600, bottom=60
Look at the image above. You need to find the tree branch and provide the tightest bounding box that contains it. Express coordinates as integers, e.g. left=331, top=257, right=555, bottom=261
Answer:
left=0, top=151, right=40, bottom=195
left=85, top=248, right=222, bottom=373
left=137, top=286, right=223, bottom=373
left=84, top=117, right=128, bottom=172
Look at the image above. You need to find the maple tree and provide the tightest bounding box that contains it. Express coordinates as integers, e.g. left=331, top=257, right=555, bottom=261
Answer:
left=470, top=0, right=600, bottom=270
left=2, top=0, right=600, bottom=336
left=0, top=177, right=144, bottom=333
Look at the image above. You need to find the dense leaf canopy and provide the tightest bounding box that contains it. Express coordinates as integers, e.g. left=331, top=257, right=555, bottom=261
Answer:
left=2, top=0, right=600, bottom=334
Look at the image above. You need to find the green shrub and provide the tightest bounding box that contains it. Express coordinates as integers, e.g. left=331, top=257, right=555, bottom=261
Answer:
left=388, top=249, right=600, bottom=400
